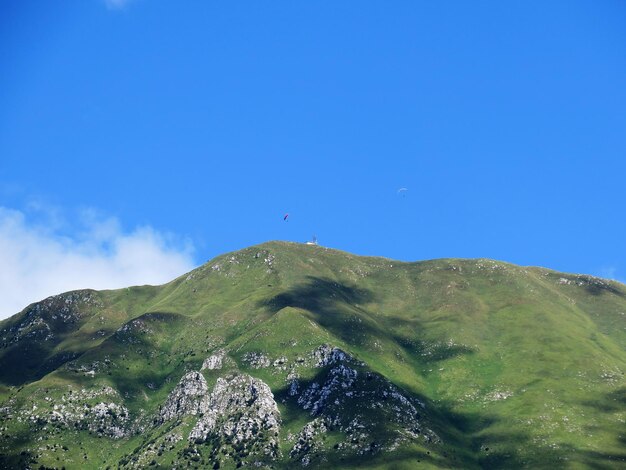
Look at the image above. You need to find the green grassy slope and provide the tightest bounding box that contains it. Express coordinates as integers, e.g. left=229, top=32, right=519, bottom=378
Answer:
left=0, top=241, right=624, bottom=469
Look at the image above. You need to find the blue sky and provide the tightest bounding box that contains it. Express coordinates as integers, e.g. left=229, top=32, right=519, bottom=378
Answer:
left=1, top=0, right=625, bottom=317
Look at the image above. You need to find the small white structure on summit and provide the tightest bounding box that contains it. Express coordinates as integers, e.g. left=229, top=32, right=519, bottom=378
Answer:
left=306, top=235, right=318, bottom=246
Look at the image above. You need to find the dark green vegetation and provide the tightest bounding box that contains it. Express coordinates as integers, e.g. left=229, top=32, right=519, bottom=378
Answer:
left=0, top=241, right=624, bottom=469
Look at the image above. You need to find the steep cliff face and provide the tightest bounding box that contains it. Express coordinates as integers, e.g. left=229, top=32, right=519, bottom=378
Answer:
left=0, top=241, right=625, bottom=469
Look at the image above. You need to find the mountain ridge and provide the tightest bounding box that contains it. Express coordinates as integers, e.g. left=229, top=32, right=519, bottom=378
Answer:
left=5, top=239, right=623, bottom=322
left=0, top=241, right=624, bottom=469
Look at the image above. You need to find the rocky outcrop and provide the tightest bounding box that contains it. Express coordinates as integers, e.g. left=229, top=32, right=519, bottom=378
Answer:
left=289, top=418, right=328, bottom=465
left=1, top=291, right=100, bottom=346
left=311, top=344, right=351, bottom=367
left=153, top=370, right=282, bottom=461
left=17, top=386, right=130, bottom=439
left=297, top=364, right=358, bottom=415
left=201, top=349, right=226, bottom=370
left=242, top=351, right=271, bottom=369
left=158, top=371, right=209, bottom=422
left=190, top=373, right=281, bottom=458
left=288, top=351, right=439, bottom=456
left=83, top=402, right=130, bottom=438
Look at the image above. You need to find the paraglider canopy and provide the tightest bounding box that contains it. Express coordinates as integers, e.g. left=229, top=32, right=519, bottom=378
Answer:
left=283, top=213, right=289, bottom=221
left=397, top=188, right=408, bottom=196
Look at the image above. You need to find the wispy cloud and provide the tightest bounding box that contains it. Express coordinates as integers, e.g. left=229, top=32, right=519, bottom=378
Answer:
left=0, top=206, right=196, bottom=320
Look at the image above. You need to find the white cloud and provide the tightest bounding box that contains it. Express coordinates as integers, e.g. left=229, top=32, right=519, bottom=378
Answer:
left=0, top=207, right=196, bottom=320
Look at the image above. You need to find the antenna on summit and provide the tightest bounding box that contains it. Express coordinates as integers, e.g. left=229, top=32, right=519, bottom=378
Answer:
left=306, top=235, right=318, bottom=245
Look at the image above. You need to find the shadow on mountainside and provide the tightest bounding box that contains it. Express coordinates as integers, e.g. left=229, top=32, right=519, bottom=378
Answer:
left=0, top=326, right=117, bottom=386
left=577, top=387, right=626, bottom=468
left=260, top=276, right=379, bottom=347
left=270, top=364, right=572, bottom=469
left=581, top=386, right=626, bottom=413
left=264, top=276, right=375, bottom=314
left=260, top=276, right=476, bottom=365
left=381, top=314, right=477, bottom=365
left=257, top=277, right=621, bottom=467
left=582, top=281, right=625, bottom=298
left=0, top=309, right=183, bottom=387
left=52, top=311, right=189, bottom=402
left=270, top=363, right=454, bottom=468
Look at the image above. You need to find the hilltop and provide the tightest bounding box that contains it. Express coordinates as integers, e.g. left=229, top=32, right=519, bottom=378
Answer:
left=0, top=241, right=624, bottom=469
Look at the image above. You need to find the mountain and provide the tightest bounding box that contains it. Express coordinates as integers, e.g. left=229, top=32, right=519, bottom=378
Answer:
left=0, top=241, right=624, bottom=469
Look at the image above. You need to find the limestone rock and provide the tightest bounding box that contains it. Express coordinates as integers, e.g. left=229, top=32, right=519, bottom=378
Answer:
left=201, top=349, right=226, bottom=370
left=190, top=373, right=281, bottom=457
left=159, top=371, right=209, bottom=422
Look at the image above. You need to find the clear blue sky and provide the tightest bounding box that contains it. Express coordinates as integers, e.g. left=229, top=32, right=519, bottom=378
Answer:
left=1, top=1, right=625, bottom=315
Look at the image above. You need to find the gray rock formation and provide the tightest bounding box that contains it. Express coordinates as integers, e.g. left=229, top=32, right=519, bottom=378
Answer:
left=17, top=386, right=130, bottom=439
left=201, top=349, right=226, bottom=370
left=289, top=417, right=328, bottom=465
left=159, top=371, right=209, bottom=422
left=242, top=351, right=271, bottom=369
left=190, top=373, right=281, bottom=457
left=311, top=344, right=351, bottom=367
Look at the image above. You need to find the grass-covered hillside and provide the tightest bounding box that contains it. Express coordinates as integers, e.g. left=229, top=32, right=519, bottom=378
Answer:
left=0, top=241, right=624, bottom=469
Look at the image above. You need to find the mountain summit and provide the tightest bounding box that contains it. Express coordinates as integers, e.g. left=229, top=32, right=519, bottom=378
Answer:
left=1, top=241, right=624, bottom=469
